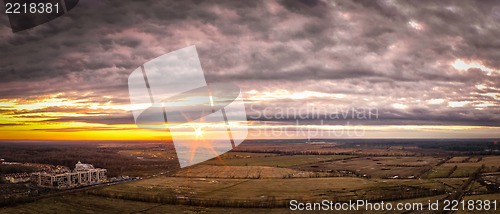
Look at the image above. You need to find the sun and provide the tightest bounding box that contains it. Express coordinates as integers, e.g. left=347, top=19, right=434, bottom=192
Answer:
left=194, top=127, right=203, bottom=138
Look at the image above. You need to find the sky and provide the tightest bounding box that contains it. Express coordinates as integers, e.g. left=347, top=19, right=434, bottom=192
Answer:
left=0, top=0, right=499, bottom=141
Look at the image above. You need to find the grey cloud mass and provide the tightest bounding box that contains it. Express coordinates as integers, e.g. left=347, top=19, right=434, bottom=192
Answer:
left=0, top=0, right=498, bottom=127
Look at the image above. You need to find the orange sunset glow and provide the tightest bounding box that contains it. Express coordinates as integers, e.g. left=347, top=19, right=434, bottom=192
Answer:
left=0, top=0, right=498, bottom=142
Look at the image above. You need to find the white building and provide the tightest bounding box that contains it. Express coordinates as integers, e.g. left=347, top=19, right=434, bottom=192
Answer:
left=31, top=161, right=107, bottom=188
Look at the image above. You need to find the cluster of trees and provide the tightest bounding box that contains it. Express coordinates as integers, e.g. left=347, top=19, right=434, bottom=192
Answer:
left=0, top=165, right=37, bottom=175
left=419, top=141, right=500, bottom=153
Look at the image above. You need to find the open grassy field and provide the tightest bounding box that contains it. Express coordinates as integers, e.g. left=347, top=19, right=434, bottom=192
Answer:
left=467, top=181, right=490, bottom=194
left=426, top=157, right=500, bottom=178
left=481, top=156, right=500, bottom=165
left=298, top=156, right=440, bottom=179
left=86, top=176, right=446, bottom=204
left=232, top=141, right=424, bottom=156
left=364, top=157, right=442, bottom=167
left=446, top=156, right=471, bottom=163
left=441, top=156, right=500, bottom=170
left=174, top=165, right=327, bottom=179
left=426, top=166, right=457, bottom=178
left=0, top=193, right=291, bottom=214
left=5, top=193, right=474, bottom=214
left=0, top=194, right=159, bottom=214
left=202, top=154, right=355, bottom=167
left=450, top=166, right=480, bottom=178
left=433, top=178, right=467, bottom=189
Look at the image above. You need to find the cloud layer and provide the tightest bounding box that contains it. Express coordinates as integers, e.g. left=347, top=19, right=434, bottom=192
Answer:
left=0, top=0, right=499, bottom=135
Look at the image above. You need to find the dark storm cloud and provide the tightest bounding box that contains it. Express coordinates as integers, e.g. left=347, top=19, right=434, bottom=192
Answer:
left=279, top=0, right=329, bottom=17
left=0, top=0, right=498, bottom=127
left=0, top=123, right=22, bottom=127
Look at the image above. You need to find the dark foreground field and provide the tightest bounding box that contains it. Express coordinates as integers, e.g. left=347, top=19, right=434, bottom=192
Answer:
left=0, top=139, right=499, bottom=213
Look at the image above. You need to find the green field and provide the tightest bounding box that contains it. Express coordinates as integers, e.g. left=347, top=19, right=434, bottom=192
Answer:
left=426, top=166, right=456, bottom=178
left=450, top=166, right=480, bottom=178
